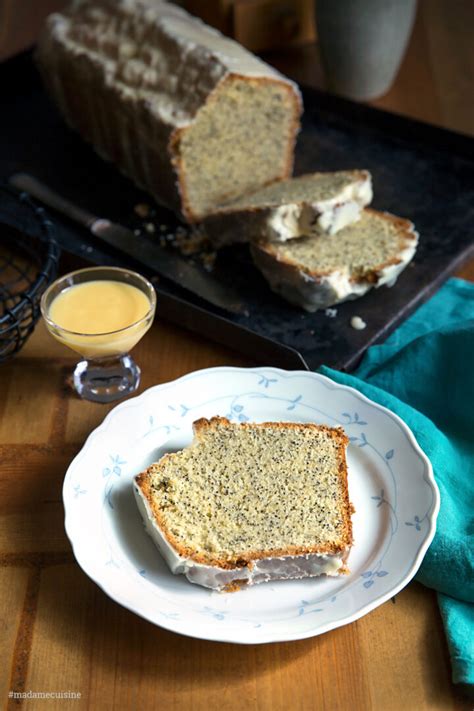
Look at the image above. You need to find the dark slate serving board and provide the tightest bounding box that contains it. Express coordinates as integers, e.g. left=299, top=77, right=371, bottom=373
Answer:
left=1, top=52, right=473, bottom=371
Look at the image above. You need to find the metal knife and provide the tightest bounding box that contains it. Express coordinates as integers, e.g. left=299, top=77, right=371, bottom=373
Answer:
left=9, top=172, right=247, bottom=315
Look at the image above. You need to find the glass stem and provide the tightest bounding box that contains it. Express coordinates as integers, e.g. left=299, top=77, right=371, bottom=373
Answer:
left=73, top=354, right=141, bottom=403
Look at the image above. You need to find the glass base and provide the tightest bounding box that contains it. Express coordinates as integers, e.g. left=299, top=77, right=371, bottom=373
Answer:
left=73, top=354, right=141, bottom=403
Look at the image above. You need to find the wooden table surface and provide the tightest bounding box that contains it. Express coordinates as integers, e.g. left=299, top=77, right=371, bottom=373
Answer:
left=2, top=1, right=473, bottom=708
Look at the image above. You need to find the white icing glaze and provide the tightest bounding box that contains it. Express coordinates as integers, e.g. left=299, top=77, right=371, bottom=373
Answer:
left=47, top=0, right=301, bottom=129
left=316, top=201, right=362, bottom=236
left=266, top=204, right=303, bottom=242
left=252, top=218, right=418, bottom=312
left=265, top=172, right=373, bottom=242
left=134, top=481, right=346, bottom=591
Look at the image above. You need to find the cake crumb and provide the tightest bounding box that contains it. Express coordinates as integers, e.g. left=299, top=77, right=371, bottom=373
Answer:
left=134, top=203, right=150, bottom=218
left=350, top=316, right=367, bottom=330
left=201, top=252, right=217, bottom=271
left=132, top=219, right=217, bottom=271
left=325, top=308, right=337, bottom=318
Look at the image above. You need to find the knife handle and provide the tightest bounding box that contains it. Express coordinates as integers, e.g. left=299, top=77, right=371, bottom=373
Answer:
left=9, top=173, right=98, bottom=229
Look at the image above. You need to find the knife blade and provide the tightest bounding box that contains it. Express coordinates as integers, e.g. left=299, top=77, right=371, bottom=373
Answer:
left=9, top=172, right=247, bottom=315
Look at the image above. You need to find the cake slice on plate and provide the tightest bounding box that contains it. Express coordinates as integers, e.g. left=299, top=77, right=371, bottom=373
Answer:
left=134, top=417, right=353, bottom=591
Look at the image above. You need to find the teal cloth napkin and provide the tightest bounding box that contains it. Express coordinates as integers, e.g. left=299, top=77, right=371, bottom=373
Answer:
left=319, top=278, right=474, bottom=686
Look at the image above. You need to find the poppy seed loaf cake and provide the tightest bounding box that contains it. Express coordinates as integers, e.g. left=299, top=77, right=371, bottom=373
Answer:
left=202, top=170, right=373, bottom=247
left=36, top=0, right=302, bottom=222
left=134, top=416, right=353, bottom=591
left=251, top=208, right=418, bottom=312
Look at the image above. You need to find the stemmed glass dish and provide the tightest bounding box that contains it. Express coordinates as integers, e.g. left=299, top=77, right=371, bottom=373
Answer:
left=41, top=266, right=156, bottom=403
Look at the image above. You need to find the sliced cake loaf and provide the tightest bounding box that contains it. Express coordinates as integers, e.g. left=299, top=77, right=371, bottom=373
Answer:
left=251, top=208, right=418, bottom=312
left=202, top=170, right=373, bottom=247
left=134, top=416, right=353, bottom=591
left=36, top=0, right=302, bottom=222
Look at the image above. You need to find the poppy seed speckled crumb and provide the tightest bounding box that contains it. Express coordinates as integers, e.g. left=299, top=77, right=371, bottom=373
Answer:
left=135, top=417, right=354, bottom=590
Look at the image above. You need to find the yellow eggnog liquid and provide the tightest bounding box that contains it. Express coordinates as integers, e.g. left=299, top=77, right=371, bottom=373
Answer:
left=48, top=280, right=152, bottom=358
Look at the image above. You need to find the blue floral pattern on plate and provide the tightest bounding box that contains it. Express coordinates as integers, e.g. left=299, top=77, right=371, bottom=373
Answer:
left=63, top=367, right=439, bottom=644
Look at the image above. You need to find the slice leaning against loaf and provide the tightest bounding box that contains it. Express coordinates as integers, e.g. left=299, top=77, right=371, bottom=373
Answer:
left=202, top=170, right=373, bottom=247
left=134, top=416, right=353, bottom=591
left=251, top=208, right=418, bottom=312
left=36, top=0, right=302, bottom=222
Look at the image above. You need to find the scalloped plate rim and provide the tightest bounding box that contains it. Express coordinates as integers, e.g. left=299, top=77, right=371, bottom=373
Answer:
left=63, top=366, right=439, bottom=644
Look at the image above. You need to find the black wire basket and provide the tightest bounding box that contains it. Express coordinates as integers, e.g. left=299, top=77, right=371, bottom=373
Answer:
left=0, top=185, right=60, bottom=362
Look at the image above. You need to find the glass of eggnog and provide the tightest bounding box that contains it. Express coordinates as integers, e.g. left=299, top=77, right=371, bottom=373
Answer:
left=41, top=266, right=156, bottom=403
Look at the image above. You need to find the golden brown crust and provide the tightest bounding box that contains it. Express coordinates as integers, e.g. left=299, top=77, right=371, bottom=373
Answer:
left=223, top=579, right=249, bottom=592
left=135, top=416, right=353, bottom=570
left=193, top=415, right=349, bottom=444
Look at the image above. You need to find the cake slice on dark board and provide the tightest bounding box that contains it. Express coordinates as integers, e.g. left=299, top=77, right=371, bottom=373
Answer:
left=202, top=170, right=372, bottom=247
left=251, top=208, right=418, bottom=312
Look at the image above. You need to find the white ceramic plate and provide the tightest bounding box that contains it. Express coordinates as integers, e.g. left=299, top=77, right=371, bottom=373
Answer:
left=63, top=367, right=439, bottom=644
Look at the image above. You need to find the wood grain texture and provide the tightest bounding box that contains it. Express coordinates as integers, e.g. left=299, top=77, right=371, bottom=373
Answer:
left=420, top=0, right=474, bottom=137
left=357, top=584, right=458, bottom=711
left=0, top=568, right=29, bottom=702
left=0, top=363, right=62, bottom=444
left=1, top=1, right=473, bottom=708
left=24, top=564, right=377, bottom=711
